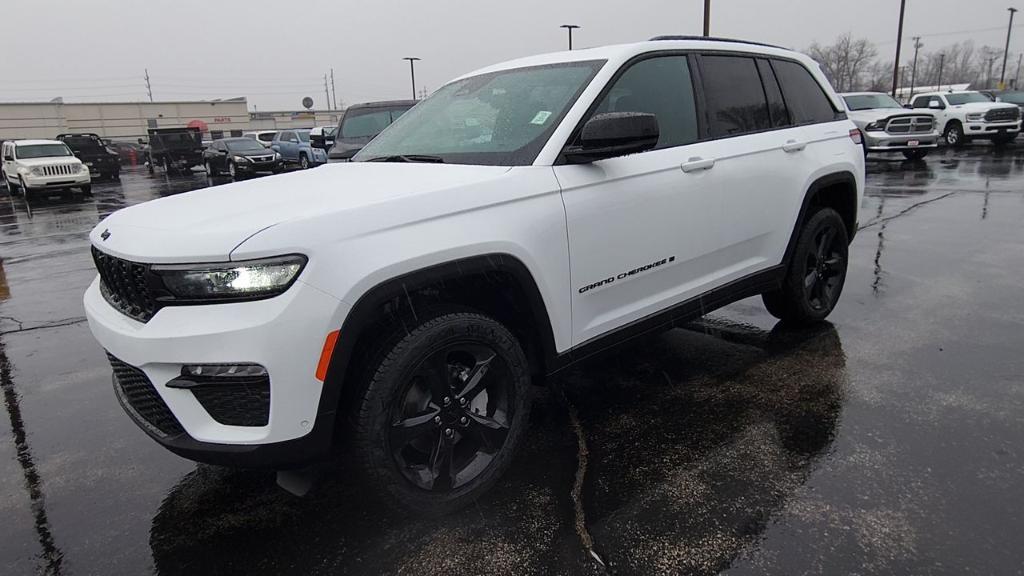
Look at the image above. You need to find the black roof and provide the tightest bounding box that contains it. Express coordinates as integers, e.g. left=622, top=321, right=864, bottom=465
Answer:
left=649, top=35, right=788, bottom=50
left=347, top=99, right=418, bottom=111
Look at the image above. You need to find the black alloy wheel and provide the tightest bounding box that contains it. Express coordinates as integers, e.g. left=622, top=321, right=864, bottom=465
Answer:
left=353, top=310, right=530, bottom=514
left=763, top=207, right=849, bottom=325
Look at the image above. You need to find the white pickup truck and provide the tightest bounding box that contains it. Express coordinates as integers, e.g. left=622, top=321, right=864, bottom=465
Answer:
left=910, top=91, right=1021, bottom=146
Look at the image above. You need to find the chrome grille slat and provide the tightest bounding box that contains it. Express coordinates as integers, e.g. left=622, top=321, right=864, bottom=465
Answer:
left=885, top=115, right=934, bottom=135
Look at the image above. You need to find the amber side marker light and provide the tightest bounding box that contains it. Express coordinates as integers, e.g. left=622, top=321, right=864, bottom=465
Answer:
left=316, top=330, right=340, bottom=381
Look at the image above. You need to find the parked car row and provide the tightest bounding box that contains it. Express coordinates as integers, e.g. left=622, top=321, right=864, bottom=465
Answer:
left=840, top=89, right=1021, bottom=160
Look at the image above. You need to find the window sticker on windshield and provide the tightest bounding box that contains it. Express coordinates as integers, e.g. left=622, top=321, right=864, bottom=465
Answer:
left=530, top=111, right=552, bottom=125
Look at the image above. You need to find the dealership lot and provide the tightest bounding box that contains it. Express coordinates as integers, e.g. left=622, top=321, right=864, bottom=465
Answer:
left=1, top=146, right=1023, bottom=574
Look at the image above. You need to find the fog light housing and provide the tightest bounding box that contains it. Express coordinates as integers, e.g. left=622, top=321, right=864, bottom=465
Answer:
left=168, top=363, right=271, bottom=427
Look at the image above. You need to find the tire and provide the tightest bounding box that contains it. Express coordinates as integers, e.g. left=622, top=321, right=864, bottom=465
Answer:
left=763, top=207, right=849, bottom=326
left=112, top=170, right=120, bottom=181
left=162, top=157, right=173, bottom=174
left=205, top=161, right=218, bottom=177
left=352, top=310, right=532, bottom=515
left=18, top=177, right=30, bottom=199
left=991, top=134, right=1016, bottom=147
left=1, top=172, right=8, bottom=193
left=299, top=153, right=310, bottom=170
left=147, top=155, right=155, bottom=174
left=902, top=149, right=928, bottom=161
left=943, top=122, right=965, bottom=147
left=228, top=161, right=238, bottom=179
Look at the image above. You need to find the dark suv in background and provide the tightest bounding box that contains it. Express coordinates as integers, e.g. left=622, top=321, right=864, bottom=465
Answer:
left=327, top=100, right=416, bottom=162
left=57, top=133, right=120, bottom=180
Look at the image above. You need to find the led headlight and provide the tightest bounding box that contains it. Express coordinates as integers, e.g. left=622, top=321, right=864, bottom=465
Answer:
left=152, top=254, right=306, bottom=301
left=232, top=155, right=250, bottom=163
left=864, top=121, right=885, bottom=131
left=966, top=113, right=984, bottom=121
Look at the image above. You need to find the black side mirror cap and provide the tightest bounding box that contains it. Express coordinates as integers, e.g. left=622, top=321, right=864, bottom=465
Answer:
left=563, top=112, right=660, bottom=164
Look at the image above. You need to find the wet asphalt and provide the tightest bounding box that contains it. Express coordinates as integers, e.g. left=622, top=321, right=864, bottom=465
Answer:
left=1, top=147, right=1023, bottom=575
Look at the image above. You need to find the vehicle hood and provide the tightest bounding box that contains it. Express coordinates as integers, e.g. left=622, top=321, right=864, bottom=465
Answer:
left=16, top=157, right=83, bottom=167
left=233, top=149, right=278, bottom=158
left=90, top=163, right=513, bottom=263
left=846, top=108, right=932, bottom=125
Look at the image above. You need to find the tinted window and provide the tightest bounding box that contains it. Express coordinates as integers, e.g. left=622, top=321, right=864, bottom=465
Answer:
left=757, top=59, right=790, bottom=127
left=258, top=132, right=276, bottom=142
left=225, top=139, right=265, bottom=152
left=591, top=55, right=698, bottom=148
left=341, top=109, right=394, bottom=139
left=772, top=59, right=838, bottom=124
left=701, top=55, right=771, bottom=136
left=911, top=96, right=929, bottom=109
left=282, top=132, right=296, bottom=142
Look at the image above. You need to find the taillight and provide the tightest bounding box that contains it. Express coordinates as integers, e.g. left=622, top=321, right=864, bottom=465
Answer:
left=849, top=128, right=863, bottom=145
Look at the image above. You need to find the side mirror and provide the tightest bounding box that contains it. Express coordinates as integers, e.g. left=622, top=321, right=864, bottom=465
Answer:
left=3, top=154, right=12, bottom=162
left=564, top=112, right=659, bottom=164
left=904, top=104, right=913, bottom=109
left=928, top=100, right=943, bottom=110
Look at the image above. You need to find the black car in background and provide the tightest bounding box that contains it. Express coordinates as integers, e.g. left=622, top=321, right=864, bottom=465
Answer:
left=203, top=137, right=283, bottom=179
left=56, top=133, right=120, bottom=180
left=144, top=127, right=205, bottom=174
left=327, top=100, right=416, bottom=162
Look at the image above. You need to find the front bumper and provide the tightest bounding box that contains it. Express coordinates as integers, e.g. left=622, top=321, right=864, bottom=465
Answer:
left=863, top=130, right=940, bottom=152
left=22, top=172, right=91, bottom=188
left=236, top=159, right=283, bottom=173
left=84, top=275, right=350, bottom=468
left=965, top=121, right=1021, bottom=137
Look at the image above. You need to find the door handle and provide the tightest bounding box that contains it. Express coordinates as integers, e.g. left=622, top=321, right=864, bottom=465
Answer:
left=783, top=139, right=807, bottom=153
left=681, top=157, right=715, bottom=173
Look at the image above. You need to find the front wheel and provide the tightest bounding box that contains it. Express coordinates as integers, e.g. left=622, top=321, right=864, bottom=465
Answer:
left=205, top=161, right=218, bottom=177
left=228, top=161, right=238, bottom=179
left=299, top=154, right=310, bottom=170
left=944, top=122, right=965, bottom=147
left=353, top=310, right=531, bottom=515
left=763, top=207, right=849, bottom=325
left=902, top=149, right=928, bottom=161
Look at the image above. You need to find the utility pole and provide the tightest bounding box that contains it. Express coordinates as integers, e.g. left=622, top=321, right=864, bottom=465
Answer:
left=324, top=74, right=331, bottom=110
left=704, top=0, right=711, bottom=37
left=144, top=68, right=153, bottom=102
left=910, top=37, right=923, bottom=99
left=403, top=57, right=421, bottom=100
left=560, top=24, right=580, bottom=50
left=1002, top=7, right=1019, bottom=88
left=937, top=53, right=946, bottom=92
left=891, top=0, right=907, bottom=98
left=987, top=56, right=997, bottom=88
left=330, top=68, right=338, bottom=110
left=1016, top=53, right=1022, bottom=88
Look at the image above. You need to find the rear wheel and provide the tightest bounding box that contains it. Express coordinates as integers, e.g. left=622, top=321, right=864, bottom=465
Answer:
left=763, top=207, right=849, bottom=325
left=353, top=310, right=531, bottom=515
left=902, top=149, right=928, bottom=161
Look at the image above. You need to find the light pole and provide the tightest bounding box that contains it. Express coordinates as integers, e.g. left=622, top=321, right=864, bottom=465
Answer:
left=560, top=24, right=580, bottom=50
left=891, top=0, right=907, bottom=98
left=704, top=0, right=712, bottom=36
left=402, top=57, right=420, bottom=100
left=1001, top=7, right=1018, bottom=87
left=910, top=37, right=923, bottom=99
left=937, top=53, right=946, bottom=92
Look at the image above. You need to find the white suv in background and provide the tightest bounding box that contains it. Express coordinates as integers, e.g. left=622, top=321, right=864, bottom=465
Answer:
left=2, top=139, right=92, bottom=197
left=85, top=37, right=863, bottom=513
left=841, top=92, right=939, bottom=160
left=910, top=91, right=1021, bottom=146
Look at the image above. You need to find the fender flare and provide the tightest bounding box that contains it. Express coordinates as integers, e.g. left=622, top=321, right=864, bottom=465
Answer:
left=780, top=171, right=859, bottom=269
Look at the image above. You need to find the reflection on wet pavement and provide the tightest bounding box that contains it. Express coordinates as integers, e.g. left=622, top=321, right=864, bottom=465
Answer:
left=2, top=147, right=1024, bottom=574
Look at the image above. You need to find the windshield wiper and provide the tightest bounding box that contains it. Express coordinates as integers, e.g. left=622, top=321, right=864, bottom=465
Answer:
left=364, top=154, right=445, bottom=163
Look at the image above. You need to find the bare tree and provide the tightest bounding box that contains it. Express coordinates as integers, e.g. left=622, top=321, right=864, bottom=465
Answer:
left=807, top=33, right=879, bottom=92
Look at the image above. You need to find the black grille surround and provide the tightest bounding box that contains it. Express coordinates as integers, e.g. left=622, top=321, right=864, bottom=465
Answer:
left=985, top=107, right=1021, bottom=123
left=92, top=247, right=162, bottom=322
left=108, top=353, right=186, bottom=438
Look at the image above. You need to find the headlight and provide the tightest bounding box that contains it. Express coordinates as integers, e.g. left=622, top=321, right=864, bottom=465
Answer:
left=966, top=113, right=984, bottom=121
left=274, top=152, right=281, bottom=160
left=151, top=255, right=306, bottom=301
left=232, top=155, right=250, bottom=163
left=30, top=166, right=44, bottom=176
left=78, top=164, right=89, bottom=173
left=864, top=121, right=885, bottom=131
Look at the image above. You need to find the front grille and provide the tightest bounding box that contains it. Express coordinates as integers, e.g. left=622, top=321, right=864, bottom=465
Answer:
left=108, top=354, right=185, bottom=438
left=39, top=164, right=78, bottom=176
left=250, top=155, right=274, bottom=163
left=886, top=116, right=934, bottom=134
left=191, top=379, right=271, bottom=427
left=92, top=247, right=160, bottom=322
left=986, top=107, right=1020, bottom=122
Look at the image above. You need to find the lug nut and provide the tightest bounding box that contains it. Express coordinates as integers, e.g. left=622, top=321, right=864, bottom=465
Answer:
left=459, top=397, right=467, bottom=406
left=443, top=397, right=452, bottom=406
left=460, top=416, right=469, bottom=426
left=444, top=428, right=454, bottom=438
left=433, top=416, right=442, bottom=425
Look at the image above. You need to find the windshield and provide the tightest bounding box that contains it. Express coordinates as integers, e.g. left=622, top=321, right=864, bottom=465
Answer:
left=340, top=106, right=413, bottom=139
left=62, top=136, right=104, bottom=152
left=225, top=139, right=267, bottom=152
left=998, top=92, right=1024, bottom=105
left=17, top=144, right=73, bottom=159
left=843, top=94, right=902, bottom=111
left=355, top=60, right=605, bottom=166
left=296, top=130, right=310, bottom=142
left=946, top=92, right=990, bottom=105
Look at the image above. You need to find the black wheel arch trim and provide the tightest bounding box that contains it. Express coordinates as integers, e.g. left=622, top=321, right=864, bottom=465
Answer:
left=781, top=171, right=859, bottom=267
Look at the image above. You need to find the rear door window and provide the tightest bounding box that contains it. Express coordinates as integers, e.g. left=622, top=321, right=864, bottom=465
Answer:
left=771, top=59, right=839, bottom=124
left=700, top=55, right=772, bottom=137
left=757, top=59, right=791, bottom=127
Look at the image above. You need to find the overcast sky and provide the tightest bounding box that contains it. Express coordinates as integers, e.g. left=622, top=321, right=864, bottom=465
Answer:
left=1, top=0, right=1018, bottom=110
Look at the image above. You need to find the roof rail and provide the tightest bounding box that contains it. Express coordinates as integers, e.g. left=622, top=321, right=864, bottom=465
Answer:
left=649, top=35, right=788, bottom=50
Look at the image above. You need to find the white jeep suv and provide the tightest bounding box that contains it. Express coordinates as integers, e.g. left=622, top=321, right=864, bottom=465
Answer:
left=910, top=91, right=1021, bottom=146
left=84, top=37, right=863, bottom=513
left=842, top=92, right=939, bottom=160
left=2, top=139, right=92, bottom=197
